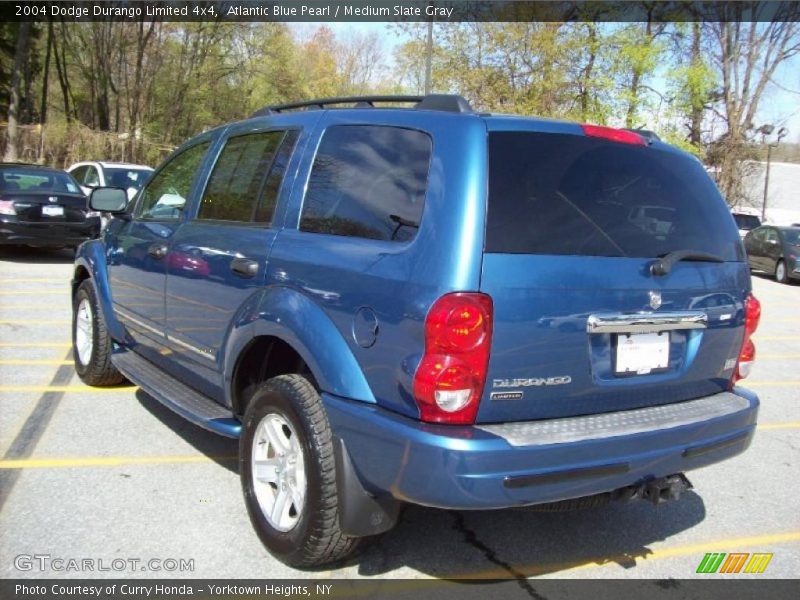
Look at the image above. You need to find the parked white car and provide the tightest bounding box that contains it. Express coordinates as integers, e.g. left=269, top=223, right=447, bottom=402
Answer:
left=731, top=210, right=762, bottom=239
left=67, top=161, right=153, bottom=201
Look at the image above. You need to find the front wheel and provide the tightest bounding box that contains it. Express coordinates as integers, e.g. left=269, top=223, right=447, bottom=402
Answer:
left=775, top=260, right=788, bottom=284
left=240, top=374, right=359, bottom=567
left=72, top=279, right=125, bottom=386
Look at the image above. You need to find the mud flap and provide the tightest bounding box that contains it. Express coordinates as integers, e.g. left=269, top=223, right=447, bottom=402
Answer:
left=333, top=437, right=401, bottom=537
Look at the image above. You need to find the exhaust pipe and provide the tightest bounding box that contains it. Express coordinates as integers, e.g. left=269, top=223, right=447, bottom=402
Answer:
left=614, top=473, right=693, bottom=505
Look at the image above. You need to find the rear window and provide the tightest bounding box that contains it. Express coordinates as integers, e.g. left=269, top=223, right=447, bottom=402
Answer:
left=105, top=167, right=152, bottom=191
left=733, top=213, right=761, bottom=231
left=783, top=229, right=800, bottom=245
left=0, top=167, right=81, bottom=194
left=486, top=132, right=743, bottom=261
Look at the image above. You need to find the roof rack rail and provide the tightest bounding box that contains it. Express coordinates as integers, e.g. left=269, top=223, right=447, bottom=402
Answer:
left=249, top=94, right=473, bottom=118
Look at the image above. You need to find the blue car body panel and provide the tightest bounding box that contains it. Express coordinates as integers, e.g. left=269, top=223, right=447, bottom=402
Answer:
left=221, top=285, right=377, bottom=407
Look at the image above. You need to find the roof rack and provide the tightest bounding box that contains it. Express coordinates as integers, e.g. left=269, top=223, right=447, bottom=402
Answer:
left=249, top=94, right=473, bottom=118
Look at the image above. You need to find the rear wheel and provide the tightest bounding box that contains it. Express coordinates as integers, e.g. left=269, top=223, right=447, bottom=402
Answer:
left=240, top=374, right=359, bottom=567
left=72, top=280, right=124, bottom=386
left=775, top=260, right=788, bottom=284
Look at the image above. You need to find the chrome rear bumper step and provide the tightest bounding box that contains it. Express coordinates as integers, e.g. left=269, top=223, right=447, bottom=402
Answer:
left=477, top=392, right=750, bottom=447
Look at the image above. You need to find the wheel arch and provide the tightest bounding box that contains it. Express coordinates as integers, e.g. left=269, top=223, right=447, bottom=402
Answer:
left=223, top=286, right=376, bottom=416
left=72, top=239, right=126, bottom=342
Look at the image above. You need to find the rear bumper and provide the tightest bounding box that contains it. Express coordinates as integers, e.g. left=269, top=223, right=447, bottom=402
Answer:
left=0, top=217, right=100, bottom=247
left=324, top=387, right=758, bottom=509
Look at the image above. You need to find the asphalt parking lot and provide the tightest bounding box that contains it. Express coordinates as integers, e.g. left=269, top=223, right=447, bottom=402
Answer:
left=0, top=245, right=798, bottom=580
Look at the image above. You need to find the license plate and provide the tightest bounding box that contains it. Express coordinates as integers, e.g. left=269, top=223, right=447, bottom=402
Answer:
left=615, top=332, right=669, bottom=375
left=42, top=205, right=64, bottom=217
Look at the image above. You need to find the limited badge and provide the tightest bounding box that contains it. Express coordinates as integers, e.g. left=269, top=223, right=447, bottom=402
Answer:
left=491, top=391, right=523, bottom=401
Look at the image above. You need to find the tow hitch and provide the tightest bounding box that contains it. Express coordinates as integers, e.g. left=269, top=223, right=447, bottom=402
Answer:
left=616, top=473, right=693, bottom=505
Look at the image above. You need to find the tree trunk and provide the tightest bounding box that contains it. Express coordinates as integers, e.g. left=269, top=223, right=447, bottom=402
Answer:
left=39, top=21, right=53, bottom=160
left=625, top=17, right=653, bottom=129
left=579, top=24, right=597, bottom=121
left=52, top=23, right=73, bottom=123
left=40, top=22, right=52, bottom=125
left=4, top=23, right=31, bottom=162
left=687, top=21, right=703, bottom=146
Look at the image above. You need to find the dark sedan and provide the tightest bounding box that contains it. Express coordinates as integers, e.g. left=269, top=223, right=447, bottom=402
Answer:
left=0, top=163, right=101, bottom=250
left=744, top=224, right=800, bottom=284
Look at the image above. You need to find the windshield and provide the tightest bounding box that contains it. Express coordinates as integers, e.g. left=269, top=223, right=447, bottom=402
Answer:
left=105, top=167, right=152, bottom=190
left=0, top=167, right=82, bottom=194
left=486, top=132, right=743, bottom=261
left=734, top=214, right=761, bottom=230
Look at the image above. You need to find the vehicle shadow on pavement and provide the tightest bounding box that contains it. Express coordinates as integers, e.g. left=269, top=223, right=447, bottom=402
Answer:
left=135, top=388, right=706, bottom=579
left=0, top=246, right=76, bottom=264
left=135, top=389, right=239, bottom=473
left=353, top=492, right=705, bottom=578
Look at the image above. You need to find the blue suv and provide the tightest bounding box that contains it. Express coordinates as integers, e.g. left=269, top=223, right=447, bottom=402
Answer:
left=72, top=95, right=761, bottom=567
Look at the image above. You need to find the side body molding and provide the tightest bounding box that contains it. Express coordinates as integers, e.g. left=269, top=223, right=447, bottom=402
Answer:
left=73, top=239, right=127, bottom=343
left=222, top=286, right=376, bottom=408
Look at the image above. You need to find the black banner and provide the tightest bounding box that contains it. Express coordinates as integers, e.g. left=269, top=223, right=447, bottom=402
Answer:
left=2, top=579, right=799, bottom=600
left=2, top=1, right=800, bottom=23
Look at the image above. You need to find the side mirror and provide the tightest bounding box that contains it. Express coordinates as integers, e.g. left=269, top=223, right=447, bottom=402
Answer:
left=89, top=187, right=128, bottom=213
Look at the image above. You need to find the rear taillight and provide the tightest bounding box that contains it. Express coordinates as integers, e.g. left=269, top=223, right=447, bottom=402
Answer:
left=581, top=124, right=646, bottom=146
left=732, top=293, right=761, bottom=384
left=413, top=293, right=493, bottom=425
left=0, top=199, right=16, bottom=215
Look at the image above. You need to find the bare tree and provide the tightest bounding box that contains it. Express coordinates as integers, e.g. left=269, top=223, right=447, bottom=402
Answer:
left=705, top=3, right=800, bottom=202
left=338, top=30, right=385, bottom=95
left=4, top=22, right=31, bottom=161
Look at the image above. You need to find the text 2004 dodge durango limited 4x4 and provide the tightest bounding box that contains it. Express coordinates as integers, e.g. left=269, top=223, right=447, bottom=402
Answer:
left=72, top=95, right=760, bottom=567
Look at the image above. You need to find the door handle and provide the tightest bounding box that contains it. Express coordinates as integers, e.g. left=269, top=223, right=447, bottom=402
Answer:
left=230, top=257, right=259, bottom=278
left=148, top=243, right=168, bottom=260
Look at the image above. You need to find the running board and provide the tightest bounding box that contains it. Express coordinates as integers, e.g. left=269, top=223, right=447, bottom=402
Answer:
left=112, top=350, right=241, bottom=438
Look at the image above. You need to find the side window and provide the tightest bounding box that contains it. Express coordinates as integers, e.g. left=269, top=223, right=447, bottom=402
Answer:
left=254, top=130, right=299, bottom=223
left=70, top=166, right=87, bottom=183
left=199, top=131, right=285, bottom=222
left=765, top=229, right=778, bottom=243
left=136, top=142, right=209, bottom=220
left=84, top=167, right=100, bottom=187
left=300, top=125, right=432, bottom=242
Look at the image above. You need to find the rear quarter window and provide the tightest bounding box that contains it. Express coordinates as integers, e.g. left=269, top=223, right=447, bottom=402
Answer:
left=300, top=125, right=432, bottom=243
left=486, top=132, right=743, bottom=261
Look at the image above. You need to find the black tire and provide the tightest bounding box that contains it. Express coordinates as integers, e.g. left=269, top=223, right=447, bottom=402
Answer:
left=775, top=260, right=788, bottom=284
left=72, top=279, right=125, bottom=386
left=240, top=374, right=359, bottom=567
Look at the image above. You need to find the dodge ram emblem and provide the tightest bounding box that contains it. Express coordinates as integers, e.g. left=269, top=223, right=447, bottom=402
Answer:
left=649, top=290, right=662, bottom=310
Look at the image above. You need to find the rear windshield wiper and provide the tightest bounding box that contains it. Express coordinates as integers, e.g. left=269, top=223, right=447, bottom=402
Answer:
left=390, top=214, right=419, bottom=240
left=650, top=249, right=724, bottom=276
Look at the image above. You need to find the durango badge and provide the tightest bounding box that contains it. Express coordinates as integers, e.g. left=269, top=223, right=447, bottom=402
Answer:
left=493, top=376, right=572, bottom=388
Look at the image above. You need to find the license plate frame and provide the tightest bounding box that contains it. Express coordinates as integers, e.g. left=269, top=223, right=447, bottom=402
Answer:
left=614, top=331, right=670, bottom=376
left=42, top=205, right=64, bottom=217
